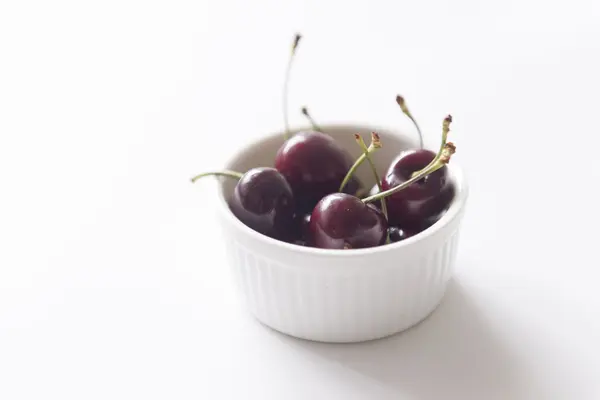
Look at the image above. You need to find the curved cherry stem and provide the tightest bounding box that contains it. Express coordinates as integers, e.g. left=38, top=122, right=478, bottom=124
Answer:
left=396, top=95, right=424, bottom=149
left=411, top=114, right=452, bottom=178
left=190, top=170, right=243, bottom=183
left=301, top=106, right=322, bottom=132
left=283, top=34, right=302, bottom=141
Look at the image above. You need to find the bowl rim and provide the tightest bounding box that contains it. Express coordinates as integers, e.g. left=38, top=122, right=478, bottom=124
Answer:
left=215, top=122, right=469, bottom=257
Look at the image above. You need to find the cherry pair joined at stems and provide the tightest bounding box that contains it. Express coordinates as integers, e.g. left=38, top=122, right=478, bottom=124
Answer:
left=309, top=116, right=455, bottom=249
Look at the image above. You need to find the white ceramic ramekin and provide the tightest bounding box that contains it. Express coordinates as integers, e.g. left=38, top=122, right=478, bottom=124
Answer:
left=216, top=124, right=468, bottom=343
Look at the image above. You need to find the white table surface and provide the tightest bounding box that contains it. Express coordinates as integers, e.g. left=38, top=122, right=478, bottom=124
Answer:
left=1, top=1, right=600, bottom=399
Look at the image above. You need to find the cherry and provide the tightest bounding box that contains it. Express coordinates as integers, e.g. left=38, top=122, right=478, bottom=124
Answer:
left=308, top=133, right=389, bottom=249
left=363, top=115, right=456, bottom=229
left=381, top=149, right=454, bottom=228
left=382, top=150, right=455, bottom=227
left=275, top=130, right=361, bottom=212
left=229, top=168, right=296, bottom=240
left=364, top=99, right=452, bottom=229
left=310, top=193, right=387, bottom=249
left=191, top=168, right=295, bottom=241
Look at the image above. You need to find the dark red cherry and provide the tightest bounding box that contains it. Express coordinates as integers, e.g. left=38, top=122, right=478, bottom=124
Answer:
left=275, top=131, right=361, bottom=212
left=229, top=167, right=295, bottom=240
left=310, top=193, right=387, bottom=249
left=382, top=149, right=455, bottom=228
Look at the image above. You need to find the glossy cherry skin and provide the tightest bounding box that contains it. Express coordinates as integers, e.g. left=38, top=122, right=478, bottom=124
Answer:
left=300, top=213, right=312, bottom=243
left=382, top=149, right=455, bottom=229
left=388, top=226, right=417, bottom=243
left=310, top=193, right=387, bottom=249
left=275, top=131, right=361, bottom=212
left=229, top=167, right=295, bottom=240
left=290, top=212, right=313, bottom=246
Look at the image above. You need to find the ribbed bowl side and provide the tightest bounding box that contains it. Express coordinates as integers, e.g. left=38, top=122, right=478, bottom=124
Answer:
left=222, top=221, right=461, bottom=343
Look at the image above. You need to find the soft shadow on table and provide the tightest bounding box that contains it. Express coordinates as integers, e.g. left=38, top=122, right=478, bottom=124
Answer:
left=269, top=280, right=530, bottom=400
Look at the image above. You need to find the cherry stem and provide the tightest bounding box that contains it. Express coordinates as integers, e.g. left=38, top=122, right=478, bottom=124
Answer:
left=362, top=115, right=455, bottom=204
left=190, top=170, right=243, bottom=183
left=411, top=114, right=452, bottom=178
left=339, top=135, right=380, bottom=192
left=355, top=133, right=387, bottom=219
left=396, top=95, right=423, bottom=149
left=301, top=106, right=322, bottom=132
left=283, top=33, right=302, bottom=141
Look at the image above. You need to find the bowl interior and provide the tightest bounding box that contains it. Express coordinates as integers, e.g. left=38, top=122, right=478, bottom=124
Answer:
left=219, top=124, right=420, bottom=202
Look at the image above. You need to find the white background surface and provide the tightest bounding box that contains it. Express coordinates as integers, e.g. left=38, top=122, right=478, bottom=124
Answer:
left=1, top=0, right=600, bottom=399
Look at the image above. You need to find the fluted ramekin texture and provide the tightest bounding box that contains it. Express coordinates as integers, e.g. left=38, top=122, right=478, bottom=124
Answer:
left=216, top=124, right=469, bottom=343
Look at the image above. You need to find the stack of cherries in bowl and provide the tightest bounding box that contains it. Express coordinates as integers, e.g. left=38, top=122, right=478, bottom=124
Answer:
left=192, top=35, right=457, bottom=251
left=192, top=109, right=456, bottom=250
